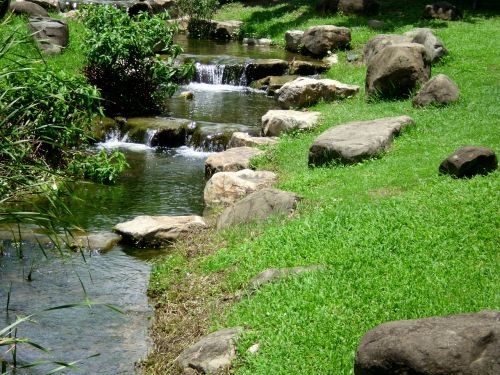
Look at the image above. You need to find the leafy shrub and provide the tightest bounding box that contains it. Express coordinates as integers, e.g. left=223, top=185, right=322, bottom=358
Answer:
left=81, top=5, right=194, bottom=116
left=68, top=149, right=128, bottom=184
left=177, top=0, right=220, bottom=38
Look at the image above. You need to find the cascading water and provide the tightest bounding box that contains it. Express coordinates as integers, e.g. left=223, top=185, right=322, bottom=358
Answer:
left=194, top=62, right=247, bottom=86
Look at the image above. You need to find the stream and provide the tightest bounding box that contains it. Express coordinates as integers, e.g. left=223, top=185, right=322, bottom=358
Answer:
left=0, top=34, right=305, bottom=374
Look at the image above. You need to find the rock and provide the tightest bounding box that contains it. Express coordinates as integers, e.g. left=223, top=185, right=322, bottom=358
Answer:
left=247, top=343, right=260, bottom=354
left=60, top=10, right=79, bottom=20
left=365, top=43, right=431, bottom=99
left=275, top=77, right=359, bottom=109
left=189, top=121, right=255, bottom=152
left=404, top=28, right=447, bottom=62
left=28, top=17, right=69, bottom=55
left=27, top=0, right=58, bottom=11
left=413, top=74, right=459, bottom=107
left=128, top=1, right=152, bottom=17
left=70, top=232, right=122, bottom=252
left=217, top=188, right=300, bottom=229
left=363, top=34, right=411, bottom=65
left=10, top=1, right=48, bottom=17
left=347, top=53, right=360, bottom=62
left=367, top=19, right=385, bottom=30
left=338, top=0, right=380, bottom=16
left=228, top=132, right=278, bottom=148
left=205, top=147, right=264, bottom=178
left=212, top=20, right=243, bottom=40
left=125, top=117, right=191, bottom=147
left=250, top=75, right=299, bottom=96
left=204, top=169, right=277, bottom=207
left=113, top=215, right=206, bottom=247
left=355, top=310, right=500, bottom=375
left=250, top=265, right=325, bottom=289
left=308, top=115, right=414, bottom=166
left=423, top=1, right=462, bottom=20
left=302, top=25, right=351, bottom=57
left=245, top=59, right=289, bottom=83
left=323, top=54, right=339, bottom=67
left=243, top=38, right=272, bottom=46
left=288, top=60, right=330, bottom=75
left=262, top=109, right=321, bottom=136
left=179, top=91, right=194, bottom=100
left=439, top=146, right=498, bottom=178
left=147, top=0, right=177, bottom=15
left=285, top=30, right=304, bottom=52
left=177, top=328, right=243, bottom=374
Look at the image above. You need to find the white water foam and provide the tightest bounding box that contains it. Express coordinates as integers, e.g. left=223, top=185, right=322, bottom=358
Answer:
left=186, top=82, right=261, bottom=93
left=175, top=146, right=215, bottom=159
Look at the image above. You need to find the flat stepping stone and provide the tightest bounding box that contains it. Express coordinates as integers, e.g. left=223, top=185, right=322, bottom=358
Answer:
left=205, top=147, right=264, bottom=178
left=113, top=215, right=206, bottom=247
left=275, top=77, right=359, bottom=109
left=262, top=109, right=321, bottom=137
left=228, top=132, right=278, bottom=148
left=217, top=188, right=300, bottom=229
left=204, top=169, right=277, bottom=207
left=355, top=310, right=500, bottom=375
left=69, top=232, right=122, bottom=252
left=250, top=265, right=325, bottom=289
left=176, top=327, right=243, bottom=374
left=309, top=115, right=414, bottom=166
left=439, top=146, right=497, bottom=178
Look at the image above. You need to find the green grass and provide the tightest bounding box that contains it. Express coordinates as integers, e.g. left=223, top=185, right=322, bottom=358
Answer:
left=150, top=1, right=500, bottom=374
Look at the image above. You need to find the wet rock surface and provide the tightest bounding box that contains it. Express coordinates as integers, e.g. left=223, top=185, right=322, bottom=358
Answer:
left=245, top=59, right=290, bottom=83
left=355, top=310, right=500, bottom=375
left=70, top=232, right=122, bottom=252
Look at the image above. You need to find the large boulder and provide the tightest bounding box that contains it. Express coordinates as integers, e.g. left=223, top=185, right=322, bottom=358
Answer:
left=308, top=116, right=414, bottom=166
left=205, top=147, right=264, bottom=178
left=404, top=28, right=448, bottom=62
left=423, top=1, right=462, bottom=20
left=413, top=74, right=459, bottom=107
left=302, top=25, right=351, bottom=57
left=365, top=43, right=431, bottom=99
left=113, top=215, right=206, bottom=247
left=217, top=188, right=300, bottom=229
left=245, top=59, right=289, bottom=83
left=288, top=60, right=330, bottom=75
left=275, top=77, right=359, bottom=109
left=262, top=109, right=321, bottom=136
left=228, top=132, right=278, bottom=148
left=338, top=0, right=380, bottom=16
left=439, top=146, right=498, bottom=178
left=250, top=75, right=299, bottom=96
left=204, top=169, right=277, bottom=207
left=285, top=30, right=304, bottom=52
left=9, top=1, right=48, bottom=17
left=27, top=0, right=58, bottom=11
left=28, top=17, right=69, bottom=55
left=125, top=117, right=191, bottom=147
left=355, top=310, right=500, bottom=375
left=176, top=328, right=243, bottom=374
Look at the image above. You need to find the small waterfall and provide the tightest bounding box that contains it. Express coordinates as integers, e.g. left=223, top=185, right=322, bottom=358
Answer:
left=194, top=62, right=247, bottom=86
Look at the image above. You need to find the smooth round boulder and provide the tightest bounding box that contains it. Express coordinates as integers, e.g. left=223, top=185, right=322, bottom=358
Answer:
left=439, top=146, right=498, bottom=178
left=302, top=25, right=351, bottom=57
left=413, top=74, right=459, bottom=107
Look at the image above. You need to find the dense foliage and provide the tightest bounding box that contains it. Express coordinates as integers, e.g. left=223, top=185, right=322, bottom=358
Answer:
left=177, top=0, right=220, bottom=38
left=81, top=5, right=194, bottom=116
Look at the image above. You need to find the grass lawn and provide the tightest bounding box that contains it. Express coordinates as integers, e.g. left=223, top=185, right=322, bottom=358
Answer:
left=148, top=1, right=499, bottom=374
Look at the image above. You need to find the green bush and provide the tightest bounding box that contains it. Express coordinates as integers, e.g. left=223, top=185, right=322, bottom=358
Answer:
left=68, top=149, right=128, bottom=184
left=81, top=5, right=194, bottom=116
left=177, top=0, right=220, bottom=38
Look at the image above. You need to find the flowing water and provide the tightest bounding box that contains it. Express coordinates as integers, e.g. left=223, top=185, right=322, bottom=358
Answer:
left=0, top=35, right=296, bottom=374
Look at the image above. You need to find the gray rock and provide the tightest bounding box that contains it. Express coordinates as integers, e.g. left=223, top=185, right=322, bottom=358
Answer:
left=228, top=132, right=278, bottom=149
left=113, top=215, right=206, bottom=247
left=262, top=109, right=321, bottom=136
left=367, top=19, right=385, bottom=30
left=70, top=232, right=122, bottom=252
left=404, top=28, right=448, bottom=62
left=308, top=115, right=414, bottom=166
left=10, top=1, right=48, bottom=17
left=28, top=0, right=58, bottom=11
left=275, top=77, right=359, bottom=109
left=243, top=37, right=272, bottom=46
left=217, top=188, right=300, bottom=229
left=204, top=169, right=277, bottom=207
left=322, top=54, right=339, bottom=67
left=365, top=43, right=431, bottom=99
left=250, top=75, right=299, bottom=96
left=355, top=310, right=500, bottom=375
left=423, top=1, right=462, bottom=21
left=189, top=121, right=255, bottom=152
left=28, top=17, right=69, bottom=55
left=250, top=265, right=325, bottom=289
left=288, top=60, right=330, bottom=75
left=338, top=0, right=380, bottom=16
left=125, top=117, right=191, bottom=147
left=177, top=328, right=243, bottom=374
left=302, top=25, right=351, bottom=57
left=285, top=30, right=304, bottom=52
left=205, top=147, right=264, bottom=178
left=212, top=20, right=243, bottom=40
left=413, top=74, right=459, bottom=107
left=245, top=59, right=289, bottom=83
left=439, top=146, right=498, bottom=178
left=363, top=34, right=411, bottom=65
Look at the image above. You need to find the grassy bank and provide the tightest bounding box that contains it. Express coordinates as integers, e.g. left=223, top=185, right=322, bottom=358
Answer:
left=147, top=1, right=499, bottom=374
